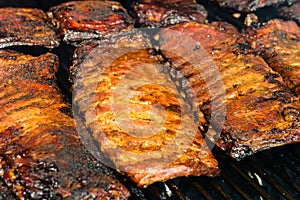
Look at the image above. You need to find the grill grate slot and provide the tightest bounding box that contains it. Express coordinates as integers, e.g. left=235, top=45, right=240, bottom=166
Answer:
left=249, top=159, right=300, bottom=199
left=0, top=1, right=299, bottom=200
left=221, top=161, right=272, bottom=199
left=219, top=169, right=258, bottom=199
left=256, top=152, right=300, bottom=193
left=209, top=178, right=240, bottom=200
left=191, top=178, right=224, bottom=200
left=166, top=180, right=193, bottom=200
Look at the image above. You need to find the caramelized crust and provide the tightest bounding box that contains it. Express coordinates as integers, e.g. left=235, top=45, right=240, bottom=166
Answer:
left=0, top=50, right=129, bottom=199
left=245, top=19, right=300, bottom=97
left=132, top=0, right=207, bottom=27
left=72, top=31, right=219, bottom=187
left=159, top=22, right=300, bottom=160
left=48, top=1, right=133, bottom=43
left=0, top=8, right=59, bottom=48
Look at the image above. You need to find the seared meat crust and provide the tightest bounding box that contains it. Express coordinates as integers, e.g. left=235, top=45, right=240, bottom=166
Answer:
left=132, top=0, right=207, bottom=27
left=48, top=1, right=133, bottom=43
left=0, top=8, right=59, bottom=49
left=0, top=50, right=130, bottom=199
left=159, top=22, right=300, bottom=160
left=71, top=31, right=220, bottom=187
left=245, top=19, right=300, bottom=97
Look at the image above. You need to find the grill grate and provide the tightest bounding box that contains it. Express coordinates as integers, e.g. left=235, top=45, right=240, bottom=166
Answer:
left=124, top=144, right=300, bottom=200
left=0, top=0, right=299, bottom=199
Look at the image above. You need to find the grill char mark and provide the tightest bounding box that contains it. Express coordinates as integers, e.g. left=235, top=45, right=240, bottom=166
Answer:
left=48, top=1, right=134, bottom=44
left=244, top=19, right=300, bottom=97
left=0, top=8, right=59, bottom=49
left=159, top=21, right=300, bottom=160
left=71, top=31, right=220, bottom=188
left=0, top=50, right=130, bottom=199
left=132, top=0, right=207, bottom=28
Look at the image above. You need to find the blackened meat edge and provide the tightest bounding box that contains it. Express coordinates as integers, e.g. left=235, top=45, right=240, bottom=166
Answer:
left=71, top=30, right=220, bottom=187
left=245, top=19, right=300, bottom=97
left=0, top=8, right=59, bottom=49
left=48, top=1, right=134, bottom=44
left=0, top=50, right=130, bottom=199
left=159, top=21, right=300, bottom=160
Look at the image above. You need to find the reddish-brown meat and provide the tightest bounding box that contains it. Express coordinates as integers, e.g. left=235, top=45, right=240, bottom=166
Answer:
left=132, top=0, right=207, bottom=27
left=71, top=31, right=220, bottom=187
left=209, top=0, right=297, bottom=12
left=245, top=19, right=300, bottom=97
left=0, top=8, right=59, bottom=49
left=159, top=21, right=300, bottom=160
left=48, top=1, right=133, bottom=44
left=279, top=2, right=300, bottom=24
left=0, top=50, right=130, bottom=199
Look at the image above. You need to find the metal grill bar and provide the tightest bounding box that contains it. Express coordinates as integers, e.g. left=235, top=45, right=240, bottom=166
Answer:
left=0, top=1, right=299, bottom=200
left=126, top=144, right=300, bottom=200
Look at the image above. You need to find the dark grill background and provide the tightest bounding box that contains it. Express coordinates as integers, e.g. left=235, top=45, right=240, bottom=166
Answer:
left=122, top=143, right=300, bottom=200
left=1, top=0, right=299, bottom=199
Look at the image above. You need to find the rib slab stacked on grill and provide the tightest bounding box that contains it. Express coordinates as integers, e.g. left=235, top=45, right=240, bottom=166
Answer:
left=71, top=30, right=220, bottom=187
left=132, top=0, right=207, bottom=27
left=159, top=22, right=300, bottom=160
left=245, top=19, right=300, bottom=97
left=0, top=8, right=59, bottom=49
left=48, top=1, right=133, bottom=44
left=208, top=0, right=298, bottom=12
left=279, top=2, right=300, bottom=24
left=0, top=50, right=130, bottom=199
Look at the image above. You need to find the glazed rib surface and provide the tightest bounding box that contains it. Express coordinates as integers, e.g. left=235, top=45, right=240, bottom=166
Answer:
left=0, top=8, right=59, bottom=48
left=245, top=19, right=300, bottom=97
left=0, top=50, right=129, bottom=199
left=71, top=31, right=220, bottom=187
left=132, top=0, right=207, bottom=27
left=48, top=1, right=133, bottom=43
left=159, top=21, right=300, bottom=160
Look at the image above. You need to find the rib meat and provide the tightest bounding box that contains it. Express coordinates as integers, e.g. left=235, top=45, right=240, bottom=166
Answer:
left=132, top=0, right=207, bottom=27
left=208, top=0, right=297, bottom=12
left=71, top=31, right=220, bottom=187
left=0, top=8, right=59, bottom=49
left=245, top=19, right=300, bottom=97
left=159, top=21, right=300, bottom=160
left=0, top=50, right=130, bottom=199
left=48, top=1, right=133, bottom=44
left=279, top=2, right=300, bottom=24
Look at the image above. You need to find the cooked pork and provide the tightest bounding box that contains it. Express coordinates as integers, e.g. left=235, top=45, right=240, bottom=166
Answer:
left=0, top=50, right=130, bottom=199
left=245, top=19, right=300, bottom=97
left=132, top=0, right=207, bottom=27
left=0, top=8, right=59, bottom=49
left=48, top=1, right=133, bottom=44
left=159, top=21, right=300, bottom=160
left=71, top=30, right=220, bottom=187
